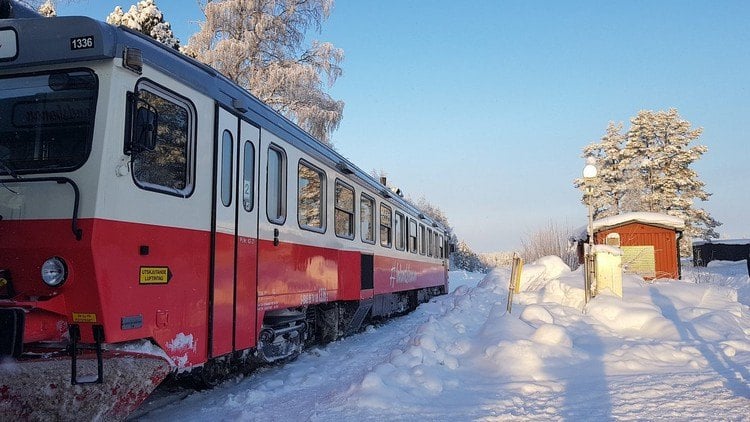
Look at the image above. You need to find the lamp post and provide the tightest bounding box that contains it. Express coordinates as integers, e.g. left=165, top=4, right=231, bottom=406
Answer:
left=582, top=157, right=598, bottom=306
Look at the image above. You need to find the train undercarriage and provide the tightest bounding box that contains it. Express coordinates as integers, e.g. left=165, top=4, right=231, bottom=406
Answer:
left=180, top=285, right=446, bottom=389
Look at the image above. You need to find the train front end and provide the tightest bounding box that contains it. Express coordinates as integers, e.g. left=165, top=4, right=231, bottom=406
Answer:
left=0, top=12, right=171, bottom=420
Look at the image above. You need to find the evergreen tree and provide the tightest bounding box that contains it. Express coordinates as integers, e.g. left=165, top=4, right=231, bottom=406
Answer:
left=452, top=241, right=488, bottom=273
left=574, top=122, right=627, bottom=220
left=576, top=109, right=721, bottom=254
left=182, top=0, right=344, bottom=146
left=107, top=0, right=180, bottom=49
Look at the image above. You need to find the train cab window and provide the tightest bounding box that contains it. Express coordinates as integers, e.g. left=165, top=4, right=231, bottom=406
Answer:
left=267, top=144, right=287, bottom=224
left=394, top=211, right=406, bottom=251
left=408, top=219, right=418, bottom=254
left=220, top=130, right=233, bottom=207
left=380, top=204, right=392, bottom=248
left=361, top=194, right=376, bottom=244
left=298, top=161, right=325, bottom=231
left=335, top=180, right=355, bottom=239
left=131, top=81, right=195, bottom=196
left=242, top=142, right=255, bottom=212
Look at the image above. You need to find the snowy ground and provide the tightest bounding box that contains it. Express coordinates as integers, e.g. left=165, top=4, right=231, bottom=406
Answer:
left=136, top=261, right=750, bottom=421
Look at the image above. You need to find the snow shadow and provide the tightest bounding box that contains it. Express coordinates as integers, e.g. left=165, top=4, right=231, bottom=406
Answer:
left=550, top=319, right=614, bottom=420
left=648, top=287, right=750, bottom=397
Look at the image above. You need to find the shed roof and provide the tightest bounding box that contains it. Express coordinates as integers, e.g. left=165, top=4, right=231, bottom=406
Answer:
left=594, top=212, right=685, bottom=231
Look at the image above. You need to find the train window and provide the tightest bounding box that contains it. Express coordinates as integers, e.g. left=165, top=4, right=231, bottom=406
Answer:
left=298, top=160, right=325, bottom=231
left=361, top=194, right=376, bottom=244
left=408, top=219, right=418, bottom=254
left=242, top=141, right=255, bottom=212
left=220, top=130, right=233, bottom=207
left=427, top=228, right=433, bottom=257
left=394, top=211, right=405, bottom=251
left=0, top=70, right=97, bottom=176
left=380, top=204, right=392, bottom=248
left=438, top=234, right=445, bottom=259
left=434, top=231, right=440, bottom=258
left=267, top=144, right=286, bottom=224
left=419, top=224, right=427, bottom=255
left=131, top=81, right=195, bottom=196
left=335, top=180, right=355, bottom=239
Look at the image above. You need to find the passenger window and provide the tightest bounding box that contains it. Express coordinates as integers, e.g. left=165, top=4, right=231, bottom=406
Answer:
left=131, top=82, right=195, bottom=196
left=220, top=130, right=233, bottom=207
left=298, top=161, right=325, bottom=231
left=242, top=141, right=255, bottom=212
left=408, top=219, right=418, bottom=254
left=335, top=180, right=355, bottom=239
left=427, top=228, right=433, bottom=257
left=267, top=145, right=286, bottom=224
left=361, top=194, right=376, bottom=244
left=434, top=232, right=440, bottom=257
left=419, top=224, right=426, bottom=255
left=380, top=204, right=392, bottom=248
left=439, top=234, right=445, bottom=259
left=395, top=211, right=406, bottom=251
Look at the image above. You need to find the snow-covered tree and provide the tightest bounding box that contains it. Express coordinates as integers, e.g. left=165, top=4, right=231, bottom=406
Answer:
left=38, top=0, right=55, bottom=16
left=452, top=241, right=488, bottom=273
left=182, top=0, right=344, bottom=145
left=106, top=0, right=180, bottom=49
left=576, top=109, right=721, bottom=253
left=574, top=122, right=627, bottom=220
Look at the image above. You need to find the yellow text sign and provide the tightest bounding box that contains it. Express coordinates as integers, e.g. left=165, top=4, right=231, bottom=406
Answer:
left=72, top=313, right=97, bottom=323
left=139, top=266, right=172, bottom=284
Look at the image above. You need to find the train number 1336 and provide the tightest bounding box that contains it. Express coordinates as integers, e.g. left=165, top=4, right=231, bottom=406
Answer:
left=70, top=36, right=94, bottom=50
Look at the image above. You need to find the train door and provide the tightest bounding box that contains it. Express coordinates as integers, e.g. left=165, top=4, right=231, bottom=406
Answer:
left=211, top=107, right=259, bottom=357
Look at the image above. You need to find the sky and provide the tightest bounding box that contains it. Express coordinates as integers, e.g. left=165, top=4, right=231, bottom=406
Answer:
left=56, top=0, right=750, bottom=252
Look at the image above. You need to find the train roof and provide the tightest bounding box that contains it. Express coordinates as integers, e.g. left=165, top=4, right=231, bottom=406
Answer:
left=0, top=14, right=448, bottom=233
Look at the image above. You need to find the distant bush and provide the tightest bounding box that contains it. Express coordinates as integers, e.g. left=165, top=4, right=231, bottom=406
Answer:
left=479, top=251, right=516, bottom=268
left=520, top=221, right=579, bottom=270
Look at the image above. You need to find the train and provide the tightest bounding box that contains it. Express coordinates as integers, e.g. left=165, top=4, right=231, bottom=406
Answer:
left=0, top=3, right=450, bottom=420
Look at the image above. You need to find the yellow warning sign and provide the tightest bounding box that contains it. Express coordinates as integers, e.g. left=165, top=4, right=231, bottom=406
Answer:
left=139, top=266, right=172, bottom=284
left=72, top=313, right=97, bottom=323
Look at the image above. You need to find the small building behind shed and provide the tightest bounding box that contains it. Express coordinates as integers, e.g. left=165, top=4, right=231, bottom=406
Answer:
left=692, top=240, right=750, bottom=267
left=589, top=212, right=685, bottom=280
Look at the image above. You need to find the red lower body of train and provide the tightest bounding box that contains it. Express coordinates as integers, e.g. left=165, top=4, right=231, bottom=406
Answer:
left=0, top=216, right=447, bottom=419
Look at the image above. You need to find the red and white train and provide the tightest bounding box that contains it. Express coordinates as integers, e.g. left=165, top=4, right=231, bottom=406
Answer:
left=0, top=4, right=449, bottom=419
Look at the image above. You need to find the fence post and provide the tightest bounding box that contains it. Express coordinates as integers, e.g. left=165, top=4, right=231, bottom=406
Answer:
left=506, top=253, right=524, bottom=314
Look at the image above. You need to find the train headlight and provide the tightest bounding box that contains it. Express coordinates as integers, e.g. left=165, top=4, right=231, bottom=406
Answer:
left=41, top=257, right=68, bottom=287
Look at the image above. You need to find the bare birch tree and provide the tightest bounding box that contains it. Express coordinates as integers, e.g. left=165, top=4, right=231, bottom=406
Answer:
left=183, top=0, right=344, bottom=145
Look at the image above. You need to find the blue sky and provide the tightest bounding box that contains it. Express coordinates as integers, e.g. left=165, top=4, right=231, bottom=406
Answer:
left=57, top=1, right=750, bottom=252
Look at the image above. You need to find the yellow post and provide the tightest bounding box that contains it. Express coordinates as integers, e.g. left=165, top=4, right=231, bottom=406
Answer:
left=506, top=253, right=524, bottom=314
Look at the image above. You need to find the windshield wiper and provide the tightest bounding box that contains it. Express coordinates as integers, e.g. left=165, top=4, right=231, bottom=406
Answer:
left=0, top=176, right=83, bottom=240
left=0, top=158, right=19, bottom=180
left=0, top=159, right=20, bottom=194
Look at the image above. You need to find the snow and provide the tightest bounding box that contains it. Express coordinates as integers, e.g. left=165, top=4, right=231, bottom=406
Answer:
left=137, top=263, right=750, bottom=421
left=594, top=211, right=685, bottom=231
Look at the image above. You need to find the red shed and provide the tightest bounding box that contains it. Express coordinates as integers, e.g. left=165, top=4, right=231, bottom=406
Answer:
left=592, top=212, right=685, bottom=280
